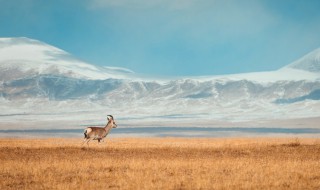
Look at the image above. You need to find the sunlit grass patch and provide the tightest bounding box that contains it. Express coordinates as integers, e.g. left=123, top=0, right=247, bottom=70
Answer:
left=0, top=138, right=320, bottom=189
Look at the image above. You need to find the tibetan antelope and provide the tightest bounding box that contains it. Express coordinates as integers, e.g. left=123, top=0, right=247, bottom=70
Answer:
left=82, top=115, right=117, bottom=146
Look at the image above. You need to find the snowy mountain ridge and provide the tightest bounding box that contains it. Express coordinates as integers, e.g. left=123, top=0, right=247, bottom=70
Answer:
left=0, top=37, right=320, bottom=123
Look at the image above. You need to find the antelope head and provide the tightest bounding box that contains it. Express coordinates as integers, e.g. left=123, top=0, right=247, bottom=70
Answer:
left=107, top=115, right=117, bottom=128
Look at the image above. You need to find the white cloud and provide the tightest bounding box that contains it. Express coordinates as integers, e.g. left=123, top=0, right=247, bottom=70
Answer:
left=88, top=0, right=276, bottom=38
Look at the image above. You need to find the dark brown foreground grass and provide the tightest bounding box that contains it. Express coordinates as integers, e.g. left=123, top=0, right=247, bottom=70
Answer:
left=0, top=138, right=320, bottom=189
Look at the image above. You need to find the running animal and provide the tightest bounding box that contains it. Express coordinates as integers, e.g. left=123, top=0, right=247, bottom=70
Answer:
left=82, top=115, right=117, bottom=146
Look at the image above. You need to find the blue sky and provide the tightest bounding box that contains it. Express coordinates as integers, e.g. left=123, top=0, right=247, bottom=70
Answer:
left=1, top=0, right=320, bottom=76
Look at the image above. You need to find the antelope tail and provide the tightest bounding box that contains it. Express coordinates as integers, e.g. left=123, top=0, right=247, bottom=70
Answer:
left=84, top=129, right=88, bottom=138
left=84, top=127, right=93, bottom=138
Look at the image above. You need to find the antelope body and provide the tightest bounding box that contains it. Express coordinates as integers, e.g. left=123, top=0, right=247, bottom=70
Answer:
left=82, top=115, right=117, bottom=146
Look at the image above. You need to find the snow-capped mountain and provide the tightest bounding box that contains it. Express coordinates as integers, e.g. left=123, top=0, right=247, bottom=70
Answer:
left=0, top=37, right=320, bottom=124
left=283, top=48, right=320, bottom=73
left=0, top=37, right=135, bottom=81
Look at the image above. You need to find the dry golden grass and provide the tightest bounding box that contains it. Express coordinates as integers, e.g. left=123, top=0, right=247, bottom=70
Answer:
left=1, top=138, right=320, bottom=189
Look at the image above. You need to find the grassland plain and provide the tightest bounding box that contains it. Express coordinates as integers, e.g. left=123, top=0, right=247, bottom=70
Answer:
left=0, top=138, right=320, bottom=189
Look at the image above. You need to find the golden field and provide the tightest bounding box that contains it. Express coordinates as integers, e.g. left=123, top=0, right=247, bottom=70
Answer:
left=1, top=138, right=320, bottom=189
